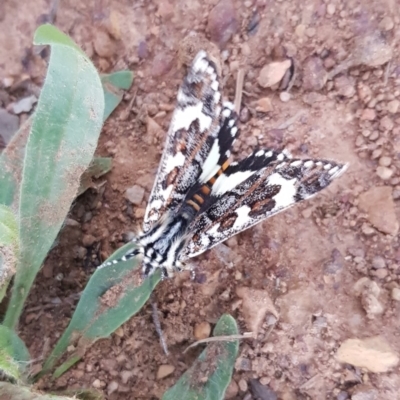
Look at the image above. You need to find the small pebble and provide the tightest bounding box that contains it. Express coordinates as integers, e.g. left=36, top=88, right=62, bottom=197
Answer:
left=380, top=116, right=394, bottom=131
left=257, top=60, right=292, bottom=88
left=376, top=166, right=394, bottom=180
left=107, top=381, right=119, bottom=395
left=379, top=156, right=392, bottom=167
left=379, top=16, right=394, bottom=31
left=193, top=322, right=211, bottom=340
left=372, top=256, right=386, bottom=269
left=157, top=364, right=175, bottom=379
left=92, top=379, right=102, bottom=388
left=327, top=4, right=336, bottom=15
left=387, top=99, right=399, bottom=114
left=280, top=92, right=291, bottom=102
left=238, top=378, right=248, bottom=392
left=360, top=109, right=376, bottom=121
left=125, top=185, right=145, bottom=205
left=93, top=30, right=115, bottom=58
left=255, top=97, right=273, bottom=112
left=391, top=288, right=400, bottom=301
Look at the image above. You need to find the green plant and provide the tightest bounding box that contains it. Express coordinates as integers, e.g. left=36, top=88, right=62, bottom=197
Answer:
left=163, top=314, right=239, bottom=400
left=0, top=24, right=240, bottom=399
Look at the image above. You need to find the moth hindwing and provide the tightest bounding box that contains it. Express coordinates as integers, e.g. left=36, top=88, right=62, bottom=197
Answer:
left=100, top=51, right=347, bottom=278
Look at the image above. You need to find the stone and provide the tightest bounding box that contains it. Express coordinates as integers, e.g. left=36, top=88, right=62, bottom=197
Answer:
left=82, top=234, right=96, bottom=247
left=157, top=364, right=175, bottom=379
left=391, top=288, right=400, bottom=301
left=193, top=321, right=211, bottom=340
left=151, top=52, right=173, bottom=76
left=10, top=95, right=37, bottom=114
left=92, top=379, right=101, bottom=388
left=225, top=380, right=239, bottom=399
left=336, top=336, right=399, bottom=373
left=107, top=381, right=119, bottom=395
left=358, top=186, right=399, bottom=235
left=257, top=60, right=292, bottom=88
left=280, top=92, right=291, bottom=102
left=379, top=115, right=394, bottom=131
left=255, top=97, right=273, bottom=112
left=378, top=156, right=391, bottom=167
left=238, top=378, right=248, bottom=392
left=387, top=99, right=399, bottom=114
left=0, top=108, right=19, bottom=145
left=236, top=287, right=279, bottom=333
left=335, top=75, right=356, bottom=98
left=302, top=56, right=327, bottom=91
left=353, top=31, right=393, bottom=67
left=120, top=370, right=134, bottom=384
left=207, top=0, right=238, bottom=48
left=379, top=16, right=394, bottom=31
left=353, top=278, right=383, bottom=318
left=376, top=166, right=394, bottom=180
left=125, top=185, right=145, bottom=205
left=93, top=30, right=115, bottom=58
left=371, top=256, right=386, bottom=269
left=327, top=4, right=336, bottom=15
left=351, top=385, right=377, bottom=400
left=360, top=109, right=376, bottom=120
left=249, top=379, right=278, bottom=400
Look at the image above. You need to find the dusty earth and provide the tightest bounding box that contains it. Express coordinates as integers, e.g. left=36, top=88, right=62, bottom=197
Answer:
left=1, top=0, right=400, bottom=399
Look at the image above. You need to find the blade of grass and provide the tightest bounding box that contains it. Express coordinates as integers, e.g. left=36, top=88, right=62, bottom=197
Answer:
left=0, top=71, right=131, bottom=210
left=0, top=117, right=32, bottom=208
left=3, top=24, right=104, bottom=330
left=0, top=382, right=77, bottom=399
left=39, top=243, right=160, bottom=378
left=0, top=205, right=18, bottom=302
left=162, top=314, right=239, bottom=400
left=0, top=324, right=30, bottom=382
left=77, top=157, right=112, bottom=196
left=101, top=71, right=134, bottom=120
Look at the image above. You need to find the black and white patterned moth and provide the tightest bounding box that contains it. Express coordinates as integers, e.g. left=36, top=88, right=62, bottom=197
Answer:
left=100, top=51, right=347, bottom=278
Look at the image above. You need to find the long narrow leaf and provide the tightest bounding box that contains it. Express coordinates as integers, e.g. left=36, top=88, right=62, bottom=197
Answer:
left=0, top=324, right=30, bottom=381
left=40, top=243, right=160, bottom=377
left=3, top=24, right=104, bottom=329
left=162, top=314, right=239, bottom=400
left=0, top=205, right=18, bottom=302
left=101, top=71, right=134, bottom=120
left=0, top=382, right=77, bottom=399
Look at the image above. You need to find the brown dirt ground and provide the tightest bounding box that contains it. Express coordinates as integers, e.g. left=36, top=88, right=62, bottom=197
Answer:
left=1, top=0, right=400, bottom=399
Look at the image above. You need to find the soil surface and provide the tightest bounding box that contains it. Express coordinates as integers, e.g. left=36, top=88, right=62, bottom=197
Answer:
left=1, top=0, right=400, bottom=399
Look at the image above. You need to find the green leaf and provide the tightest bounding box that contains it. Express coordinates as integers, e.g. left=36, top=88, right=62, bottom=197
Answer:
left=3, top=24, right=104, bottom=330
left=162, top=314, right=239, bottom=400
left=0, top=382, right=78, bottom=399
left=40, top=243, right=160, bottom=377
left=0, top=324, right=30, bottom=382
left=0, top=205, right=18, bottom=302
left=0, top=118, right=32, bottom=208
left=0, top=69, right=131, bottom=210
left=101, top=71, right=134, bottom=120
left=0, top=204, right=18, bottom=246
left=77, top=157, right=112, bottom=196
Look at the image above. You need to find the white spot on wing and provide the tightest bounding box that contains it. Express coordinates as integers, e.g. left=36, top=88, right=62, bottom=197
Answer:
left=213, top=170, right=256, bottom=195
left=231, top=127, right=238, bottom=136
left=165, top=152, right=185, bottom=173
left=233, top=205, right=252, bottom=229
left=256, top=150, right=265, bottom=157
left=199, top=140, right=221, bottom=182
left=267, top=173, right=297, bottom=208
left=172, top=103, right=212, bottom=133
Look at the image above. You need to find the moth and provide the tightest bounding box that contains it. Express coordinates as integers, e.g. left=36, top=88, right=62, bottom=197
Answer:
left=101, top=51, right=347, bottom=278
